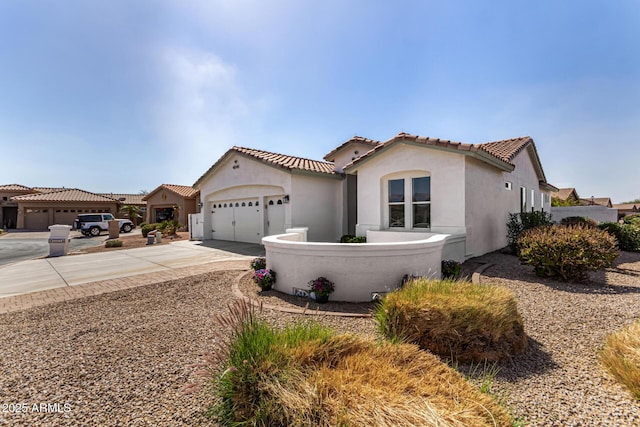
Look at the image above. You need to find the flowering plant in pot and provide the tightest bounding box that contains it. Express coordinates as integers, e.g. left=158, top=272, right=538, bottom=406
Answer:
left=250, top=256, right=266, bottom=271
left=253, top=269, right=276, bottom=291
left=307, top=276, right=335, bottom=303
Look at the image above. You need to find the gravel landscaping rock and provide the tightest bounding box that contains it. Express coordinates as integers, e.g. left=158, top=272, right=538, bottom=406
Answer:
left=1, top=251, right=639, bottom=426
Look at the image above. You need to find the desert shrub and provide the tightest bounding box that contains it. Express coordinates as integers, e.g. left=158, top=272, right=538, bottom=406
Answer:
left=599, top=222, right=640, bottom=252
left=139, top=222, right=147, bottom=229
left=441, top=259, right=461, bottom=280
left=197, top=300, right=512, bottom=426
left=560, top=216, right=598, bottom=228
left=141, top=223, right=157, bottom=237
left=506, top=211, right=553, bottom=253
left=339, top=234, right=366, bottom=243
left=374, top=278, right=527, bottom=362
left=250, top=256, right=266, bottom=271
left=105, top=239, right=123, bottom=248
left=157, top=219, right=180, bottom=236
left=600, top=319, right=640, bottom=400
left=623, top=214, right=640, bottom=226
left=518, top=224, right=619, bottom=281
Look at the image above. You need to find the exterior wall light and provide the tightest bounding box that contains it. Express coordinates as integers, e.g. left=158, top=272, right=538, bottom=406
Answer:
left=283, top=195, right=290, bottom=203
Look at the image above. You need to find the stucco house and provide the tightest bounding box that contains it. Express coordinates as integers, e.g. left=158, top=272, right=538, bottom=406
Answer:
left=194, top=132, right=556, bottom=260
left=11, top=188, right=121, bottom=230
left=142, top=184, right=199, bottom=226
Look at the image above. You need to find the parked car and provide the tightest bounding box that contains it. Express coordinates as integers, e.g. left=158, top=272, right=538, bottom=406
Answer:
left=74, top=213, right=135, bottom=237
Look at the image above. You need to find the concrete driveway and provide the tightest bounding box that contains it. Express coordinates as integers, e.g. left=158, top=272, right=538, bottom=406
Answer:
left=0, top=230, right=137, bottom=267
left=0, top=239, right=264, bottom=299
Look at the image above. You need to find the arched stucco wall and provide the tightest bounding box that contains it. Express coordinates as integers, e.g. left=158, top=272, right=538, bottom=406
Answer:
left=263, top=229, right=466, bottom=302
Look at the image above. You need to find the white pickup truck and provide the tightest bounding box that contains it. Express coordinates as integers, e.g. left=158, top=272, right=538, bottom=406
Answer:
left=74, top=213, right=135, bottom=237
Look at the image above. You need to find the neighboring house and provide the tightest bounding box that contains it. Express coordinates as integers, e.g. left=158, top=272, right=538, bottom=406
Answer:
left=194, top=132, right=556, bottom=259
left=11, top=188, right=120, bottom=230
left=614, top=203, right=639, bottom=220
left=552, top=187, right=581, bottom=205
left=0, top=184, right=37, bottom=229
left=142, top=184, right=199, bottom=226
left=580, top=197, right=613, bottom=208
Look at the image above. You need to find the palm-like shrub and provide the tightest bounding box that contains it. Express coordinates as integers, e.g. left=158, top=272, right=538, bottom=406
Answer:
left=518, top=224, right=618, bottom=281
left=375, top=278, right=527, bottom=362
left=120, top=204, right=143, bottom=225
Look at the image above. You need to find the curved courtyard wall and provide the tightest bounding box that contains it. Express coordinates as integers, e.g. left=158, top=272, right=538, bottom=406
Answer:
left=262, top=229, right=465, bottom=302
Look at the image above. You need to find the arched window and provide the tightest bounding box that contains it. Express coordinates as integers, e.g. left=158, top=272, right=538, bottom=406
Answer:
left=277, top=199, right=283, bottom=205
left=223, top=203, right=227, bottom=208
left=248, top=202, right=253, bottom=206
left=269, top=200, right=274, bottom=205
left=241, top=202, right=246, bottom=207
left=235, top=202, right=239, bottom=207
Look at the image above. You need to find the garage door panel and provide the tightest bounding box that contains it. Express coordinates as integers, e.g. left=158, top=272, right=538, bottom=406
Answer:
left=234, top=200, right=261, bottom=244
left=24, top=210, right=49, bottom=230
left=211, top=199, right=261, bottom=244
left=211, top=202, right=235, bottom=241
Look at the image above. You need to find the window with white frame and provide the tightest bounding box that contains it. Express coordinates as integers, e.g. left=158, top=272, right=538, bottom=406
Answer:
left=388, top=179, right=405, bottom=227
left=387, top=176, right=431, bottom=229
left=412, top=177, right=431, bottom=228
left=520, top=187, right=527, bottom=213
left=531, top=189, right=535, bottom=210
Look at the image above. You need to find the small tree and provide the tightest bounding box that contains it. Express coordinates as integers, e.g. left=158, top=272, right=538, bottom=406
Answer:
left=120, top=205, right=143, bottom=225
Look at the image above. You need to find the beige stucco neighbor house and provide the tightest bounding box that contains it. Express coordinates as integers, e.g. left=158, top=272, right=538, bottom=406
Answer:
left=142, top=184, right=199, bottom=226
left=11, top=188, right=120, bottom=230
left=194, top=132, right=556, bottom=260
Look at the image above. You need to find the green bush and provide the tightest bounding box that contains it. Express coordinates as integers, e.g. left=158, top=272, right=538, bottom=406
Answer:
left=623, top=214, right=640, bottom=226
left=157, top=219, right=180, bottom=236
left=141, top=223, right=157, bottom=237
left=374, top=278, right=527, bottom=362
left=506, top=211, right=553, bottom=253
left=105, top=239, right=123, bottom=248
left=139, top=222, right=147, bottom=229
left=518, top=225, right=619, bottom=281
left=441, top=259, right=461, bottom=280
left=560, top=216, right=598, bottom=228
left=339, top=234, right=367, bottom=243
left=599, top=222, right=640, bottom=252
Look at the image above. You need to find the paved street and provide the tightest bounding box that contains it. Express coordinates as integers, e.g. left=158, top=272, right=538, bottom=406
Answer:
left=0, top=230, right=129, bottom=267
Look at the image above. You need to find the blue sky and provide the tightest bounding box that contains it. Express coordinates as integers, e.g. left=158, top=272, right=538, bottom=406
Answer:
left=1, top=1, right=638, bottom=202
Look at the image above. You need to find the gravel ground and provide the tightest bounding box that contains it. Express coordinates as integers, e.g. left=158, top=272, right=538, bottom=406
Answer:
left=474, top=251, right=640, bottom=427
left=1, top=252, right=639, bottom=426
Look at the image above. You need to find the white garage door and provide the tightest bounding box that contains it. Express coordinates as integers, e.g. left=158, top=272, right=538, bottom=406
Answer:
left=211, top=199, right=261, bottom=243
left=266, top=197, right=285, bottom=236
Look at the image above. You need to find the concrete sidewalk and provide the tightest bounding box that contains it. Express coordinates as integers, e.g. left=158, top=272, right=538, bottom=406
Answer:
left=0, top=239, right=264, bottom=300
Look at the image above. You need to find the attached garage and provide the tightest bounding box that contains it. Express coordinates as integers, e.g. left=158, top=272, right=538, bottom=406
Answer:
left=194, top=146, right=343, bottom=243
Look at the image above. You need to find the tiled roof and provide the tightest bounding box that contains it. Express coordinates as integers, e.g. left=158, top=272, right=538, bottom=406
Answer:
left=614, top=203, right=638, bottom=210
left=478, top=136, right=533, bottom=163
left=11, top=189, right=119, bottom=203
left=580, top=197, right=613, bottom=207
left=32, top=187, right=67, bottom=193
left=345, top=132, right=530, bottom=170
left=0, top=184, right=34, bottom=192
left=100, top=193, right=147, bottom=205
left=554, top=188, right=579, bottom=200
left=194, top=146, right=337, bottom=187
left=323, top=136, right=382, bottom=161
left=143, top=184, right=199, bottom=201
left=344, top=132, right=552, bottom=186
